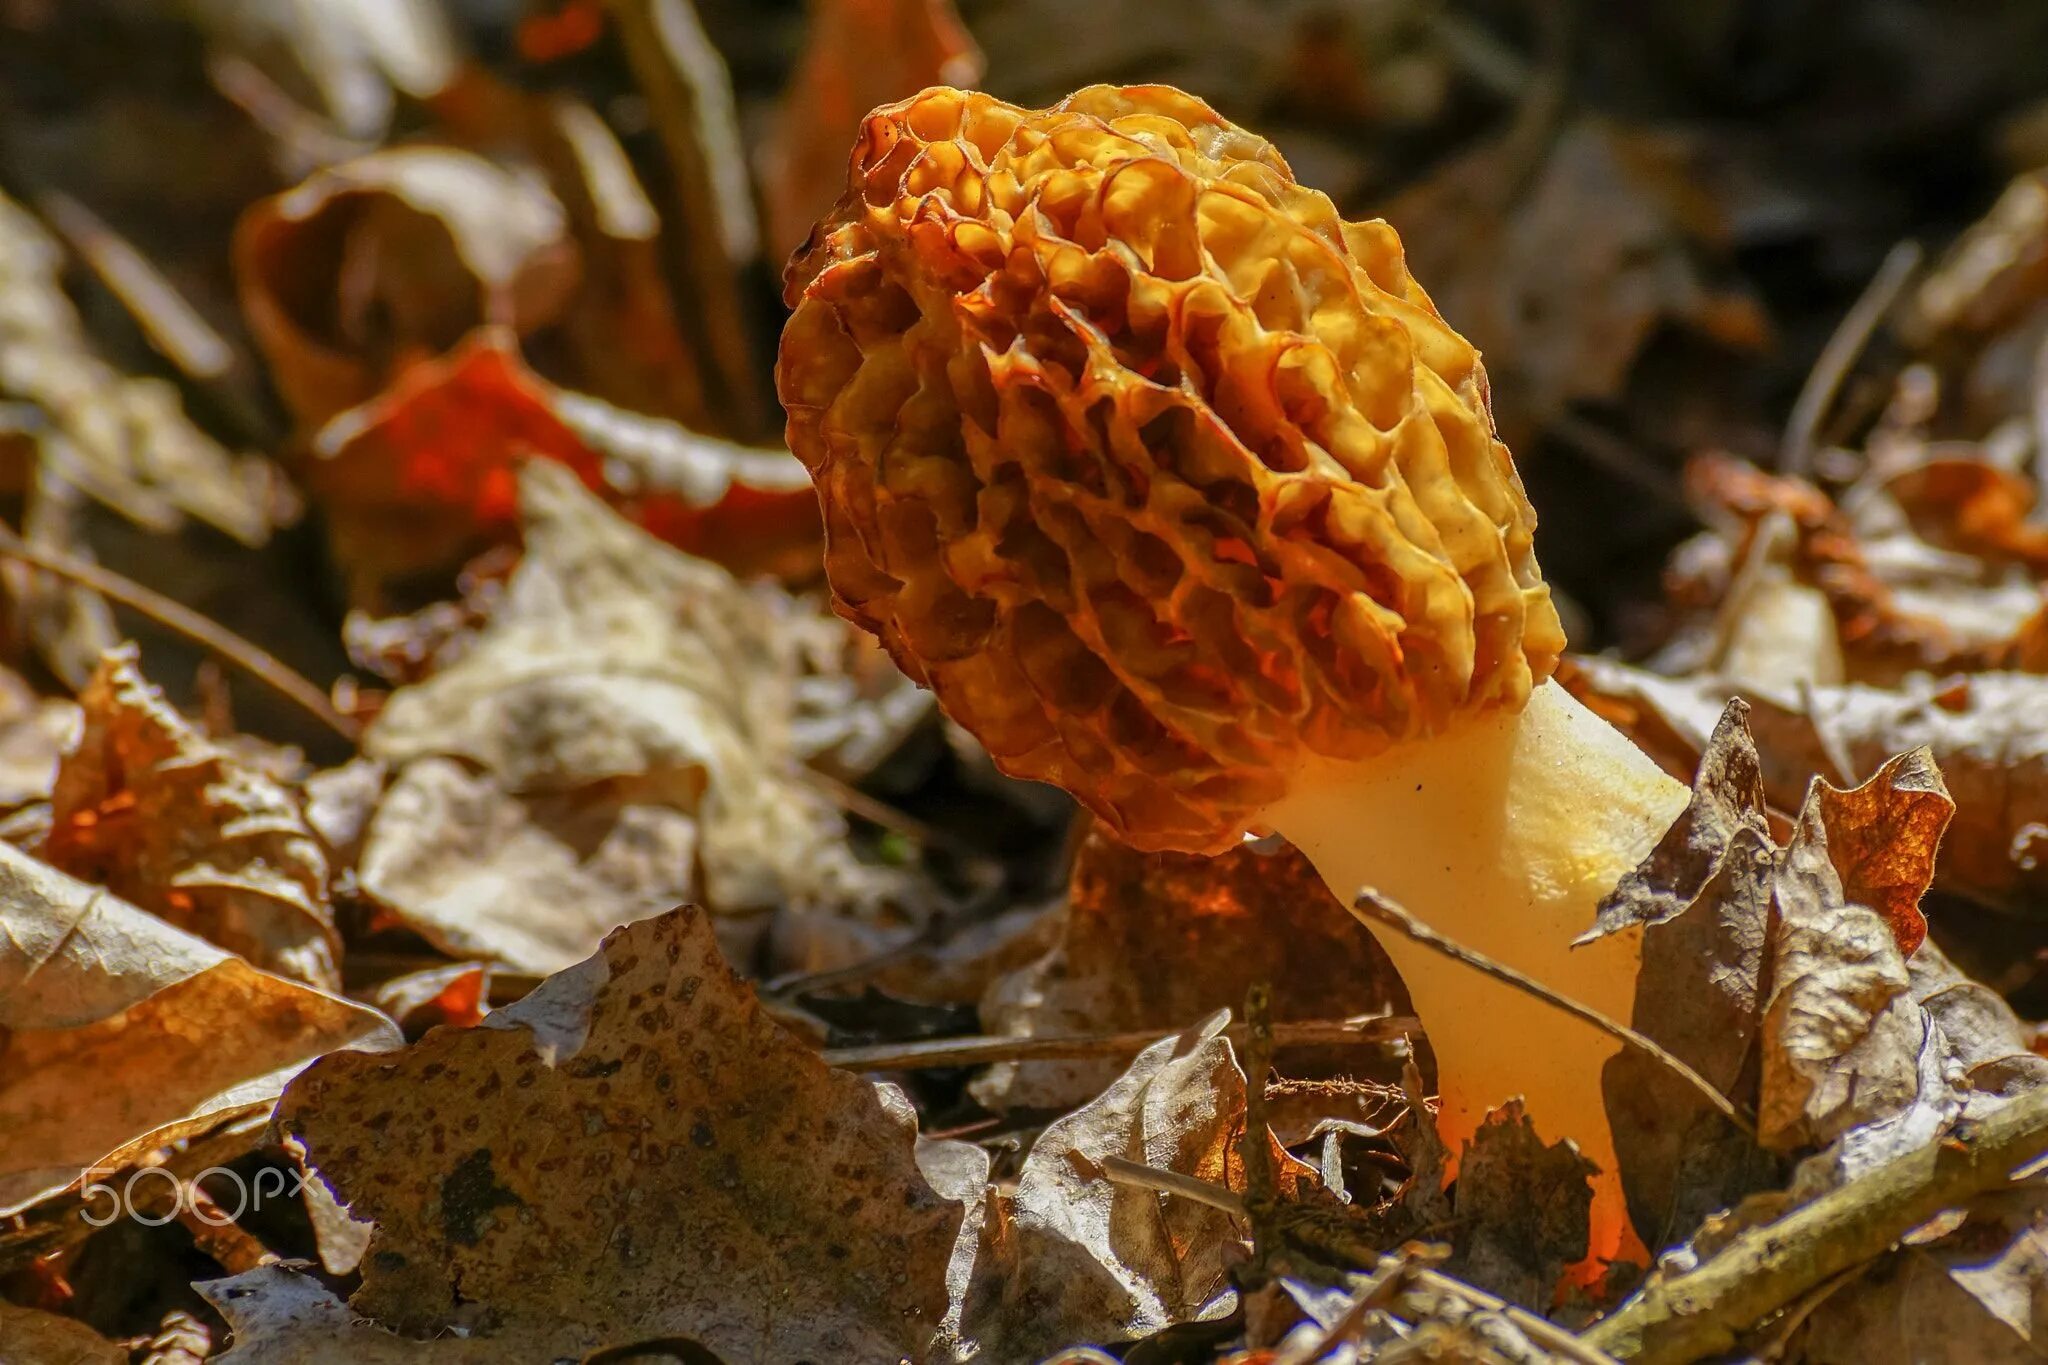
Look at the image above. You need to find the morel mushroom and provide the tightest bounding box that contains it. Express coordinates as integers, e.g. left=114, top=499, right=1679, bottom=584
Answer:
left=777, top=84, right=1691, bottom=1264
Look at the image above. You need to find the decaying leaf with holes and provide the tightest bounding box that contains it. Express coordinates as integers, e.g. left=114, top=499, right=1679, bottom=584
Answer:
left=277, top=905, right=972, bottom=1361
left=42, top=646, right=339, bottom=991
left=976, top=821, right=1404, bottom=1112
left=0, top=840, right=396, bottom=1217
left=0, top=188, right=282, bottom=545
left=353, top=461, right=917, bottom=975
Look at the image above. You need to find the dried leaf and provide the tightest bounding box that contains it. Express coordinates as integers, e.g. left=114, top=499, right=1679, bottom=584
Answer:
left=1812, top=748, right=1951, bottom=958
left=761, top=0, right=983, bottom=261
left=358, top=757, right=698, bottom=974
left=1387, top=120, right=1761, bottom=445
left=0, top=1303, right=126, bottom=1365
left=1596, top=702, right=1784, bottom=1246
left=201, top=1264, right=498, bottom=1363
left=43, top=646, right=340, bottom=989
left=1573, top=658, right=2048, bottom=914
left=0, top=663, right=80, bottom=809
left=277, top=905, right=970, bottom=1361
left=0, top=840, right=396, bottom=1215
left=1448, top=1101, right=1597, bottom=1309
left=307, top=330, right=813, bottom=598
left=947, top=1013, right=1313, bottom=1360
left=975, top=823, right=1404, bottom=1112
left=1793, top=1192, right=2048, bottom=1363
left=0, top=188, right=280, bottom=545
left=234, top=148, right=579, bottom=427
left=354, top=460, right=911, bottom=971
left=180, top=0, right=458, bottom=140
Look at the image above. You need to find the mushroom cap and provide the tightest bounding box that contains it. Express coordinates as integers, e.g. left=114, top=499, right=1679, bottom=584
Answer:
left=778, top=84, right=1565, bottom=854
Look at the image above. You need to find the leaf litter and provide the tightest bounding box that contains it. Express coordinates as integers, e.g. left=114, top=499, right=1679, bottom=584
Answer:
left=15, top=2, right=2048, bottom=1362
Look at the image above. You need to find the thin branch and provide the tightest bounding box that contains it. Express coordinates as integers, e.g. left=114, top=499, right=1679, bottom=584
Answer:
left=1348, top=889, right=1754, bottom=1138
left=1100, top=1155, right=1247, bottom=1216
left=1782, top=240, right=1922, bottom=477
left=820, top=1013, right=1418, bottom=1073
left=0, top=528, right=358, bottom=743
left=1585, top=1084, right=2048, bottom=1363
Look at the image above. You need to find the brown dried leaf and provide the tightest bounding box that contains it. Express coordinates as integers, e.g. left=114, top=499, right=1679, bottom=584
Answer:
left=1792, top=1191, right=2048, bottom=1363
left=760, top=0, right=983, bottom=261
left=44, top=646, right=340, bottom=990
left=975, top=823, right=1404, bottom=1112
left=234, top=148, right=579, bottom=427
left=355, top=461, right=912, bottom=972
left=1572, top=657, right=2048, bottom=914
left=202, top=1264, right=498, bottom=1363
left=947, top=1013, right=1314, bottom=1359
left=1595, top=701, right=1784, bottom=1245
left=0, top=663, right=79, bottom=809
left=1813, top=748, right=1951, bottom=958
left=181, top=0, right=457, bottom=141
left=277, top=905, right=969, bottom=1361
left=0, top=841, right=397, bottom=1215
left=358, top=757, right=698, bottom=974
left=0, top=188, right=280, bottom=545
left=0, top=1303, right=126, bottom=1365
left=1448, top=1101, right=1597, bottom=1309
left=1387, top=120, right=1761, bottom=445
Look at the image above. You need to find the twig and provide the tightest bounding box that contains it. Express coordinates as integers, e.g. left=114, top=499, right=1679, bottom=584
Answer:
left=1272, top=1253, right=1417, bottom=1365
left=1100, top=1155, right=1247, bottom=1216
left=1239, top=981, right=1282, bottom=1284
left=820, top=1013, right=1419, bottom=1073
left=1782, top=240, right=1922, bottom=477
left=1348, top=889, right=1753, bottom=1137
left=0, top=528, right=358, bottom=743
left=1584, top=1085, right=2048, bottom=1363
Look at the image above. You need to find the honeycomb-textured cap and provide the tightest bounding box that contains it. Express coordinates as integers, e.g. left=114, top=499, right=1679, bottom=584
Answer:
left=778, top=84, right=1566, bottom=854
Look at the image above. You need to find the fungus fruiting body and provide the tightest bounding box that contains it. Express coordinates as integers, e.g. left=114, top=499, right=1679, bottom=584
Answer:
left=777, top=83, right=1692, bottom=1264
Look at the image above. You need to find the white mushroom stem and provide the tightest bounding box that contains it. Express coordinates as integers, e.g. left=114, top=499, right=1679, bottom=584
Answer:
left=1257, top=680, right=1692, bottom=1267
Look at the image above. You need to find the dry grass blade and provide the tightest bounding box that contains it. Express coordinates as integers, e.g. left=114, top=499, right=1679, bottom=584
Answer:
left=821, top=1014, right=1417, bottom=1072
left=0, top=527, right=357, bottom=742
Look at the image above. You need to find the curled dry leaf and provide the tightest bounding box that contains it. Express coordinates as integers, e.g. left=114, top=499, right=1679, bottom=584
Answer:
left=1573, top=656, right=2048, bottom=913
left=1596, top=701, right=2044, bottom=1254
left=43, top=646, right=340, bottom=989
left=234, top=147, right=579, bottom=427
left=975, top=823, right=1404, bottom=1112
left=760, top=0, right=983, bottom=261
left=356, top=460, right=911, bottom=975
left=946, top=1012, right=1316, bottom=1361
left=0, top=840, right=397, bottom=1215
left=307, top=329, right=813, bottom=599
left=0, top=188, right=280, bottom=545
left=277, top=905, right=970, bottom=1362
